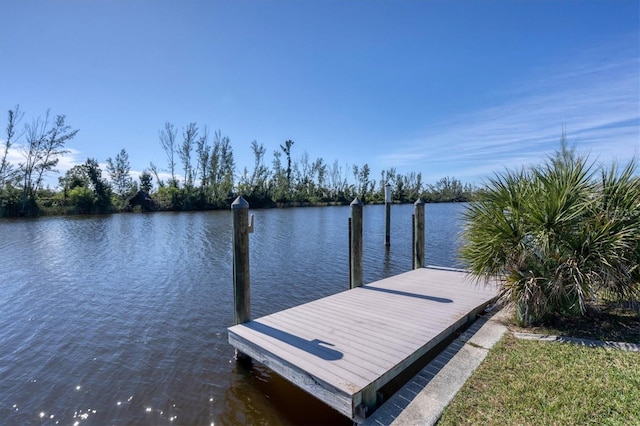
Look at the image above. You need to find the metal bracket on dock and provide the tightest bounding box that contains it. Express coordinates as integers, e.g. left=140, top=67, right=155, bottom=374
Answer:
left=354, top=384, right=383, bottom=422
left=248, top=214, right=254, bottom=233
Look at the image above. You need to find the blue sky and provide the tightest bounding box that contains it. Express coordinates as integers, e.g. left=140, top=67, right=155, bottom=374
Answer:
left=1, top=0, right=638, bottom=189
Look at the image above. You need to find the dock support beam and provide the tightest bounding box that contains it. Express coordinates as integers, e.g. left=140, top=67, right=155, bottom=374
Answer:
left=413, top=199, right=425, bottom=269
left=232, top=196, right=253, bottom=361
left=355, top=384, right=384, bottom=422
left=384, top=183, right=391, bottom=247
left=350, top=198, right=363, bottom=288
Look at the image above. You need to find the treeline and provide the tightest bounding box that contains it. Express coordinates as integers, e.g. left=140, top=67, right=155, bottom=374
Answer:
left=0, top=107, right=475, bottom=217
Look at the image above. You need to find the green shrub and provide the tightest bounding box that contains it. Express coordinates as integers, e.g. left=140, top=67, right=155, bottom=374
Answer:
left=460, top=144, right=639, bottom=325
left=0, top=184, right=22, bottom=217
left=67, top=186, right=97, bottom=214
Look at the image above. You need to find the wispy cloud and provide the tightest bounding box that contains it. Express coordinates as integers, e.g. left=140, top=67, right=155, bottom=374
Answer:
left=380, top=42, right=640, bottom=184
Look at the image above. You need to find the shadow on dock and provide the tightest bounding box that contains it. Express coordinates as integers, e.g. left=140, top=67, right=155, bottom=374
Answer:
left=362, top=285, right=453, bottom=303
left=248, top=321, right=344, bottom=361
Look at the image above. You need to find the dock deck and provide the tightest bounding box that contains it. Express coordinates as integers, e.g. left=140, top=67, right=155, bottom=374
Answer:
left=227, top=267, right=498, bottom=422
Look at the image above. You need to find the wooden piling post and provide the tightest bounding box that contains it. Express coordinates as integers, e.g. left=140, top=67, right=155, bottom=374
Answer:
left=413, top=199, right=425, bottom=269
left=384, top=183, right=391, bottom=247
left=348, top=217, right=352, bottom=287
left=350, top=198, right=363, bottom=288
left=232, top=196, right=252, bottom=325
left=411, top=214, right=415, bottom=269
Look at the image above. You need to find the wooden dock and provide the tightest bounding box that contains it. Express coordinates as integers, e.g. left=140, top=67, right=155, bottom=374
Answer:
left=227, top=267, right=498, bottom=422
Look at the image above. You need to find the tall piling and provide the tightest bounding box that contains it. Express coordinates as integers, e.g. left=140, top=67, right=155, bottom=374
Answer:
left=384, top=183, right=391, bottom=247
left=350, top=198, right=364, bottom=288
left=413, top=199, right=425, bottom=269
left=232, top=196, right=252, bottom=325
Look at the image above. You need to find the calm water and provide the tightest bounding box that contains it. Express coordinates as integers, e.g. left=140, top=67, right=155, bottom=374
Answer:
left=0, top=203, right=467, bottom=425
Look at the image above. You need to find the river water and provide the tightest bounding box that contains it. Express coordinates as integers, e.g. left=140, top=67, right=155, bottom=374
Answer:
left=0, top=203, right=467, bottom=425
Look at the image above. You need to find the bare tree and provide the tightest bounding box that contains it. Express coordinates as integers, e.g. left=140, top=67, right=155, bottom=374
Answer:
left=249, top=140, right=268, bottom=191
left=159, top=122, right=177, bottom=187
left=149, top=162, right=164, bottom=188
left=179, top=122, right=198, bottom=188
left=271, top=150, right=287, bottom=201
left=219, top=134, right=235, bottom=199
left=195, top=125, right=210, bottom=189
left=209, top=133, right=221, bottom=196
left=329, top=159, right=343, bottom=199
left=280, top=139, right=294, bottom=193
left=312, top=157, right=327, bottom=199
left=19, top=111, right=77, bottom=214
left=1, top=106, right=24, bottom=189
left=298, top=150, right=311, bottom=193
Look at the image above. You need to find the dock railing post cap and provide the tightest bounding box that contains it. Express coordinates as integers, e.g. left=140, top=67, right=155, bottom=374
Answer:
left=232, top=196, right=249, bottom=209
left=350, top=197, right=363, bottom=206
left=414, top=198, right=425, bottom=206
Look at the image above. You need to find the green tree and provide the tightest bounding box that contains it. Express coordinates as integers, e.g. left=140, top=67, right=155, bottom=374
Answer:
left=60, top=163, right=90, bottom=195
left=393, top=171, right=406, bottom=203
left=270, top=150, right=288, bottom=202
left=0, top=183, right=21, bottom=217
left=280, top=139, right=294, bottom=194
left=106, top=148, right=133, bottom=206
left=156, top=185, right=182, bottom=210
left=460, top=142, right=639, bottom=325
left=59, top=158, right=111, bottom=214
left=353, top=163, right=372, bottom=202
left=404, top=171, right=422, bottom=202
left=427, top=176, right=466, bottom=202
left=139, top=171, right=153, bottom=193
left=85, top=158, right=112, bottom=212
left=247, top=140, right=270, bottom=204
left=208, top=130, right=235, bottom=207
left=311, top=157, right=327, bottom=201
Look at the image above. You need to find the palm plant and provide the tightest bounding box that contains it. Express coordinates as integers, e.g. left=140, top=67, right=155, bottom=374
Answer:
left=592, top=159, right=640, bottom=302
left=460, top=144, right=639, bottom=325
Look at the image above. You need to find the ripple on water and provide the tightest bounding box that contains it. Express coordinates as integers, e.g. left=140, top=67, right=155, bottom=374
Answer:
left=0, top=204, right=466, bottom=424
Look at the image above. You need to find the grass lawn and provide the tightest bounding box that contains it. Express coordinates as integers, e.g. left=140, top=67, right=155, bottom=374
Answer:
left=438, top=333, right=640, bottom=425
